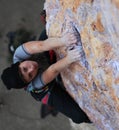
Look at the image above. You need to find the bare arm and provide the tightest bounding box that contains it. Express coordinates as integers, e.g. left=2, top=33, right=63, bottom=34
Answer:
left=23, top=32, right=77, bottom=54
left=42, top=48, right=80, bottom=84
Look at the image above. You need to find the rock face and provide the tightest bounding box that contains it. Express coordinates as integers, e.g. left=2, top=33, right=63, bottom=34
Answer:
left=44, top=0, right=119, bottom=130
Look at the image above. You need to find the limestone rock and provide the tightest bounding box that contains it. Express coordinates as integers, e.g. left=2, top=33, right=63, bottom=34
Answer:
left=44, top=0, right=119, bottom=130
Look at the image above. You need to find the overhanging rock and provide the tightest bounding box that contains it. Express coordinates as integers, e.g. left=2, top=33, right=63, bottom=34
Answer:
left=44, top=0, right=119, bottom=130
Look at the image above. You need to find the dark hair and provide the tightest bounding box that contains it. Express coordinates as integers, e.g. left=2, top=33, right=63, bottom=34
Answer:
left=1, top=62, right=28, bottom=90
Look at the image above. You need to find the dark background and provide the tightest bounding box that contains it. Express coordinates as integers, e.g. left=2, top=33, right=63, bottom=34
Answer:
left=0, top=1, right=71, bottom=130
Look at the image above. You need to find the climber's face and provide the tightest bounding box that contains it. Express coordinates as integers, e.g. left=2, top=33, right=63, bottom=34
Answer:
left=19, top=60, right=39, bottom=83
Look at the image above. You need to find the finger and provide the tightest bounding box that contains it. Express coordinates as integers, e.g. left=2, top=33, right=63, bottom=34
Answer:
left=72, top=50, right=82, bottom=58
left=71, top=48, right=80, bottom=53
left=67, top=49, right=77, bottom=55
left=70, top=38, right=77, bottom=44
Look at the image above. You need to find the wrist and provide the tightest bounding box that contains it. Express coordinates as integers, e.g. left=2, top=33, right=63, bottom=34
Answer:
left=56, top=37, right=63, bottom=46
left=60, top=37, right=66, bottom=46
left=46, top=37, right=63, bottom=48
left=64, top=56, right=72, bottom=66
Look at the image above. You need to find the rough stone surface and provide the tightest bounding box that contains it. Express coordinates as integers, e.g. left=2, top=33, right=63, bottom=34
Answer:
left=0, top=1, right=72, bottom=130
left=44, top=0, right=119, bottom=130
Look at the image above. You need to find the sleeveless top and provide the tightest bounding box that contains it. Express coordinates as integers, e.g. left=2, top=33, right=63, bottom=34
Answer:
left=13, top=44, right=55, bottom=102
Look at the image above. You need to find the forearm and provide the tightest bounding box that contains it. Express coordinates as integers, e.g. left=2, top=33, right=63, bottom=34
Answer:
left=43, top=37, right=64, bottom=50
left=23, top=37, right=63, bottom=54
left=51, top=57, right=70, bottom=73
left=42, top=57, right=71, bottom=84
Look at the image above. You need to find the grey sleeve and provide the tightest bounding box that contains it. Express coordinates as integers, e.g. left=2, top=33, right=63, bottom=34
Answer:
left=13, top=44, right=45, bottom=90
left=13, top=45, right=31, bottom=63
left=28, top=73, right=45, bottom=89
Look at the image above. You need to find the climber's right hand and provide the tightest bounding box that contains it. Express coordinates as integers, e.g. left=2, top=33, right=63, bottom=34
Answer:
left=66, top=48, right=81, bottom=63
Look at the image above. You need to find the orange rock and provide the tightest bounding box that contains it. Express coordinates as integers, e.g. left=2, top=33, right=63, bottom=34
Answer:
left=44, top=0, right=119, bottom=129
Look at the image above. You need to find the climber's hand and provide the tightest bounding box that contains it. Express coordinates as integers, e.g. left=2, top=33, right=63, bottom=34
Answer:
left=66, top=48, right=81, bottom=63
left=61, top=32, right=78, bottom=46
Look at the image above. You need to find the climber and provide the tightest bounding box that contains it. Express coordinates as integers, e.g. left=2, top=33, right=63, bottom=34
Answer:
left=1, top=28, right=92, bottom=123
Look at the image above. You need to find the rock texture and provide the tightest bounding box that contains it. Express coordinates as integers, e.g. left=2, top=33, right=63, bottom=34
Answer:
left=44, top=0, right=119, bottom=130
